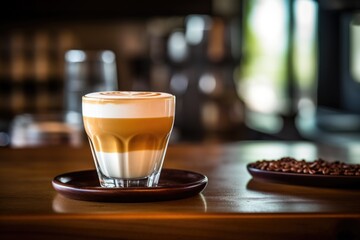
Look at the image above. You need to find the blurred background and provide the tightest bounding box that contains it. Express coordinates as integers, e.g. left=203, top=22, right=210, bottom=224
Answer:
left=0, top=0, right=359, bottom=148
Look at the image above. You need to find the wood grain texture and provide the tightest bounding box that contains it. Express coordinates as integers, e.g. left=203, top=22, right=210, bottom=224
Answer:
left=1, top=141, right=360, bottom=239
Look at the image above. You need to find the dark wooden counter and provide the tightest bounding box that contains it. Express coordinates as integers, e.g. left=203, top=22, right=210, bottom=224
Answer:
left=1, top=141, right=360, bottom=239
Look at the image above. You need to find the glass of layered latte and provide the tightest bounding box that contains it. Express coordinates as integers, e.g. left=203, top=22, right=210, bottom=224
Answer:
left=82, top=91, right=175, bottom=187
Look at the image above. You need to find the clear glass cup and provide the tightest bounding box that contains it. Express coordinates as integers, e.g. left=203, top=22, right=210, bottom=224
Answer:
left=82, top=91, right=175, bottom=187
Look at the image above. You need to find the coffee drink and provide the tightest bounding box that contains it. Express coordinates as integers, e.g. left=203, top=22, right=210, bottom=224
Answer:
left=82, top=91, right=175, bottom=187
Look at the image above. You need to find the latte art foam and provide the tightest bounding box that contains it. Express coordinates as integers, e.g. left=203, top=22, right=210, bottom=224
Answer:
left=82, top=91, right=175, bottom=119
left=85, top=91, right=170, bottom=99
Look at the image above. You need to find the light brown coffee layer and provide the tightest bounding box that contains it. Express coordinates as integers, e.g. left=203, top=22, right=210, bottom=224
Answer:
left=83, top=117, right=174, bottom=153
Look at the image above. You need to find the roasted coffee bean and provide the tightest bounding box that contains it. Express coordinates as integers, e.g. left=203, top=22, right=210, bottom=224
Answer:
left=322, top=168, right=330, bottom=175
left=249, top=157, right=360, bottom=176
left=308, top=169, right=316, bottom=174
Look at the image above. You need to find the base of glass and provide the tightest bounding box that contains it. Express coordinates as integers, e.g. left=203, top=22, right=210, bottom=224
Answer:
left=96, top=170, right=161, bottom=188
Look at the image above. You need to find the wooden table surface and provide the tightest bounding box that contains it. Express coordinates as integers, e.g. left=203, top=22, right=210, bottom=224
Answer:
left=1, top=141, right=360, bottom=239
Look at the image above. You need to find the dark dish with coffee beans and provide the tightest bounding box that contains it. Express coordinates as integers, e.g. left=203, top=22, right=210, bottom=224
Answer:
left=248, top=157, right=360, bottom=176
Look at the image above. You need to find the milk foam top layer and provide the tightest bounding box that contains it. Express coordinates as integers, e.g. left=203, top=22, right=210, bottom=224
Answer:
left=83, top=91, right=175, bottom=118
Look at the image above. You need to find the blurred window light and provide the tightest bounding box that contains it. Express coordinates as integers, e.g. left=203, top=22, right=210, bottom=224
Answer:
left=294, top=0, right=317, bottom=97
left=65, top=50, right=86, bottom=63
left=170, top=73, right=189, bottom=94
left=168, top=31, right=188, bottom=62
left=241, top=77, right=278, bottom=113
left=295, top=0, right=316, bottom=31
left=239, top=0, right=289, bottom=114
left=185, top=15, right=211, bottom=45
left=351, top=14, right=360, bottom=83
left=249, top=0, right=287, bottom=52
left=199, top=73, right=216, bottom=95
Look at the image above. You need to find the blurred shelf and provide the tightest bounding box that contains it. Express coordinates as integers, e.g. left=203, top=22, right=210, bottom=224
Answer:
left=1, top=0, right=213, bottom=26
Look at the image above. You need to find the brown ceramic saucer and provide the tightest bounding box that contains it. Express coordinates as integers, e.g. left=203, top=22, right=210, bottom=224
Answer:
left=247, top=164, right=360, bottom=189
left=52, top=169, right=208, bottom=202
